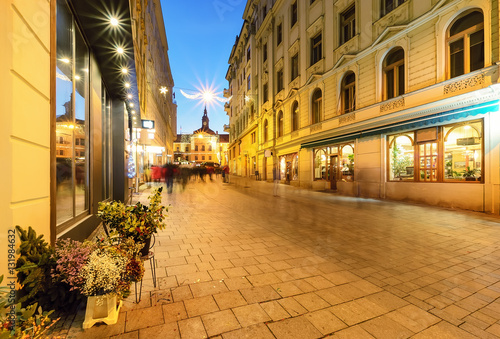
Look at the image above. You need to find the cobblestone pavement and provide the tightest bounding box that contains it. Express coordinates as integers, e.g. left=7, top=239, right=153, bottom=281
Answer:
left=58, top=177, right=500, bottom=338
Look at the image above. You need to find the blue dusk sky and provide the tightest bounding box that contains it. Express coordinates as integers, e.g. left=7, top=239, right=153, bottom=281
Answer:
left=161, top=0, right=246, bottom=135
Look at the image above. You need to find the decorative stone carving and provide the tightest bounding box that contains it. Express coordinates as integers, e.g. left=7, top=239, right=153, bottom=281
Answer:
left=443, top=74, right=485, bottom=94
left=380, top=97, right=405, bottom=112
left=339, top=112, right=356, bottom=124
left=310, top=123, right=323, bottom=132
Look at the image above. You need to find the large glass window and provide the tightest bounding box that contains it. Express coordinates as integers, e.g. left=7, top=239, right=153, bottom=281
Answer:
left=101, top=85, right=111, bottom=200
left=389, top=133, right=415, bottom=181
left=447, top=11, right=484, bottom=79
left=341, top=72, right=356, bottom=114
left=56, top=0, right=89, bottom=227
left=277, top=111, right=284, bottom=137
left=383, top=48, right=405, bottom=100
left=340, top=144, right=354, bottom=182
left=291, top=101, right=299, bottom=131
left=312, top=89, right=322, bottom=124
left=340, top=5, right=356, bottom=45
left=311, top=33, right=322, bottom=66
left=388, top=121, right=483, bottom=182
left=314, top=149, right=327, bottom=180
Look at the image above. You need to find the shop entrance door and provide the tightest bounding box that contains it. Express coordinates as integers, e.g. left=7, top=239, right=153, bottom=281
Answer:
left=329, top=155, right=338, bottom=190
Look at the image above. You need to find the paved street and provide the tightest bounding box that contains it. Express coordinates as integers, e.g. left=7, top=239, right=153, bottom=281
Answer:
left=61, top=178, right=500, bottom=338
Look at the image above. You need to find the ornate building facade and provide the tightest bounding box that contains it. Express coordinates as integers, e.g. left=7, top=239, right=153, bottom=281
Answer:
left=174, top=108, right=229, bottom=166
left=226, top=0, right=500, bottom=213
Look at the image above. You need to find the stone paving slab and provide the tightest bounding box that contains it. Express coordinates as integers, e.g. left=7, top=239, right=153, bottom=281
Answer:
left=54, top=178, right=500, bottom=338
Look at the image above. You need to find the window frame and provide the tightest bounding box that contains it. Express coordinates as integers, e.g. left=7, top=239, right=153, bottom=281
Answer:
left=291, top=2, right=298, bottom=28
left=263, top=119, right=269, bottom=142
left=341, top=72, right=356, bottom=114
left=277, top=23, right=283, bottom=46
left=291, top=53, right=299, bottom=81
left=381, top=0, right=406, bottom=17
left=276, top=68, right=284, bottom=93
left=311, top=89, right=322, bottom=124
left=340, top=5, right=356, bottom=45
left=291, top=101, right=299, bottom=132
left=310, top=33, right=322, bottom=66
left=277, top=111, right=284, bottom=137
left=383, top=48, right=405, bottom=100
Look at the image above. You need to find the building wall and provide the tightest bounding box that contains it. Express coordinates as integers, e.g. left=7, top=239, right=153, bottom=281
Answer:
left=1, top=0, right=52, bottom=276
left=226, top=0, right=500, bottom=213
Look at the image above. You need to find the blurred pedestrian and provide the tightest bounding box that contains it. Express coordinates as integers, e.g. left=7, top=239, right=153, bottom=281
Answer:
left=164, top=164, right=174, bottom=193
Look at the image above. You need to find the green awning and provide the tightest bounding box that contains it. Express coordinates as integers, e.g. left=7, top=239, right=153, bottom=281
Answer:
left=301, top=100, right=499, bottom=149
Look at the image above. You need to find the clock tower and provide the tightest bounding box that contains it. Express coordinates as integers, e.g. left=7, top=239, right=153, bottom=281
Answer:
left=201, top=106, right=209, bottom=128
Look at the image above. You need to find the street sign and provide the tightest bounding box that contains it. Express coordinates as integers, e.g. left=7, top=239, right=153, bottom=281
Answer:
left=142, top=120, right=155, bottom=129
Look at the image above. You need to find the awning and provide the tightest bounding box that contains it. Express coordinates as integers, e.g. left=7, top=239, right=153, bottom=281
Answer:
left=301, top=100, right=499, bottom=149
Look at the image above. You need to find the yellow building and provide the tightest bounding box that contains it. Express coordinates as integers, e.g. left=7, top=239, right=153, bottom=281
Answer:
left=1, top=0, right=176, bottom=279
left=174, top=107, right=229, bottom=166
left=226, top=0, right=500, bottom=213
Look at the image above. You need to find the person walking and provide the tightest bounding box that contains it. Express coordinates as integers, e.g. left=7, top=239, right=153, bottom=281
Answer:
left=164, top=164, right=174, bottom=194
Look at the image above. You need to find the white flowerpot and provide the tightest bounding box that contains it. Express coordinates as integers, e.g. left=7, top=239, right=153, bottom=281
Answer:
left=83, top=294, right=122, bottom=329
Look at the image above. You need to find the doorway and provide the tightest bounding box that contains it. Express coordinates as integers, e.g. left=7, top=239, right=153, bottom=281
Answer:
left=329, top=155, right=338, bottom=190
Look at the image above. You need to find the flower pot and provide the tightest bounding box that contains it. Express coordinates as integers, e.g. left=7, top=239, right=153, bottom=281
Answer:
left=83, top=294, right=122, bottom=329
left=139, top=236, right=152, bottom=257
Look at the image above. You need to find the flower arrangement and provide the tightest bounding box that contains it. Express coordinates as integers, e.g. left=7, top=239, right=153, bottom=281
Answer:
left=98, top=187, right=166, bottom=242
left=50, top=238, right=144, bottom=298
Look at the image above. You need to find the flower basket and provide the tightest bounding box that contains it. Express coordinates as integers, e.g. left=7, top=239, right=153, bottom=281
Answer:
left=83, top=294, right=122, bottom=329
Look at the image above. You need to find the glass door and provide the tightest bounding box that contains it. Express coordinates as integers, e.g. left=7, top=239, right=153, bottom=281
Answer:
left=418, top=142, right=438, bottom=181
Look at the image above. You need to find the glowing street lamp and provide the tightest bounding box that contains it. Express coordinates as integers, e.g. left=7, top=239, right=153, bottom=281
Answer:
left=110, top=17, right=119, bottom=27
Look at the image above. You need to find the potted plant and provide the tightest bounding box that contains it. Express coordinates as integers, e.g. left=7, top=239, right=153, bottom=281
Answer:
left=98, top=187, right=167, bottom=256
left=462, top=167, right=478, bottom=181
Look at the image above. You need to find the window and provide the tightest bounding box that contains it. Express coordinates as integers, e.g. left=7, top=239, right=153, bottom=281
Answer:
left=277, top=23, right=283, bottom=45
left=186, top=156, right=189, bottom=161
left=185, top=146, right=189, bottom=152
left=311, top=33, right=322, bottom=66
left=101, top=86, right=111, bottom=200
left=195, top=156, right=198, bottom=161
left=388, top=121, right=483, bottom=182
left=263, top=43, right=268, bottom=62
left=247, top=75, right=251, bottom=90
left=291, top=101, right=299, bottom=131
left=447, top=11, right=484, bottom=79
left=277, top=111, right=284, bottom=137
left=381, top=0, right=406, bottom=17
left=247, top=46, right=251, bottom=61
left=209, top=156, right=212, bottom=160
left=310, top=0, right=316, bottom=4
left=340, top=5, right=355, bottom=45
left=251, top=131, right=256, bottom=143
left=262, top=5, right=267, bottom=19
left=201, top=145, right=205, bottom=151
left=291, top=53, right=299, bottom=80
left=311, top=89, right=322, bottom=124
left=291, top=2, right=298, bottom=27
left=340, top=145, right=355, bottom=181
left=341, top=72, right=356, bottom=114
left=250, top=103, right=255, bottom=120
left=195, top=145, right=199, bottom=151
left=176, top=146, right=180, bottom=151
left=264, top=120, right=269, bottom=142
left=55, top=0, right=89, bottom=227
left=263, top=82, right=269, bottom=103
left=276, top=69, right=284, bottom=93
left=208, top=145, right=212, bottom=151
left=314, top=149, right=327, bottom=180
left=383, top=48, right=405, bottom=100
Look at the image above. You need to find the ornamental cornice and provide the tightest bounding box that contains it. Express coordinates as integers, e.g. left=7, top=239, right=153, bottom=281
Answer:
left=380, top=97, right=405, bottom=113
left=443, top=74, right=485, bottom=94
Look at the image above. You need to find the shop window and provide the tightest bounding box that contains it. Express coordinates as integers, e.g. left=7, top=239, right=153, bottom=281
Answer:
left=277, top=111, right=284, bottom=137
left=291, top=2, right=298, bottom=27
left=447, top=11, right=484, bottom=79
left=55, top=0, right=89, bottom=228
left=264, top=119, right=269, bottom=142
left=381, top=0, right=406, bottom=17
left=383, top=48, right=405, bottom=100
left=311, top=89, right=322, bottom=124
left=291, top=53, right=299, bottom=81
left=388, top=121, right=483, bottom=182
left=389, top=133, right=415, bottom=181
left=314, top=149, right=327, bottom=180
left=341, top=72, right=356, bottom=114
left=444, top=121, right=482, bottom=181
left=340, top=144, right=355, bottom=181
left=310, top=33, right=322, bottom=66
left=291, top=101, right=299, bottom=131
left=340, top=5, right=356, bottom=45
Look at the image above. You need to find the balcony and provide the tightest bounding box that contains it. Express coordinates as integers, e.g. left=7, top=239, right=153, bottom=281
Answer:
left=223, top=124, right=230, bottom=132
left=223, top=88, right=230, bottom=98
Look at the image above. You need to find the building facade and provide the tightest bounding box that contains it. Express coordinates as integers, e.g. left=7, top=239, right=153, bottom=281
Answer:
left=226, top=0, right=500, bottom=213
left=174, top=108, right=230, bottom=166
left=1, top=0, right=175, bottom=277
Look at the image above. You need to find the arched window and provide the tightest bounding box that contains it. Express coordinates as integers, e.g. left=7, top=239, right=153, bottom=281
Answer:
left=201, top=145, right=205, bottom=151
left=447, top=11, right=484, bottom=79
left=264, top=119, right=269, bottom=142
left=277, top=111, right=284, bottom=137
left=311, top=89, right=322, bottom=124
left=388, top=133, right=414, bottom=181
left=341, top=72, right=355, bottom=114
left=291, top=101, right=299, bottom=131
left=383, top=48, right=404, bottom=100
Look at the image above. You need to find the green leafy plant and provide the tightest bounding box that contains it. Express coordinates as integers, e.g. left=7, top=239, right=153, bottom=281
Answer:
left=98, top=187, right=167, bottom=242
left=391, top=143, right=413, bottom=178
left=462, top=167, right=479, bottom=179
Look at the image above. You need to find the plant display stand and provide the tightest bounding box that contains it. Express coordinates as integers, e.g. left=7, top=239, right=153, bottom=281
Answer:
left=83, top=294, right=122, bottom=329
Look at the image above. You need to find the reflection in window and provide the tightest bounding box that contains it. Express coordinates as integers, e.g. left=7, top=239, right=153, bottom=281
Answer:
left=384, top=48, right=405, bottom=100
left=314, top=149, right=327, bottom=180
left=448, top=11, right=484, bottom=79
left=389, top=133, right=415, bottom=181
left=56, top=0, right=89, bottom=226
left=444, top=121, right=482, bottom=181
